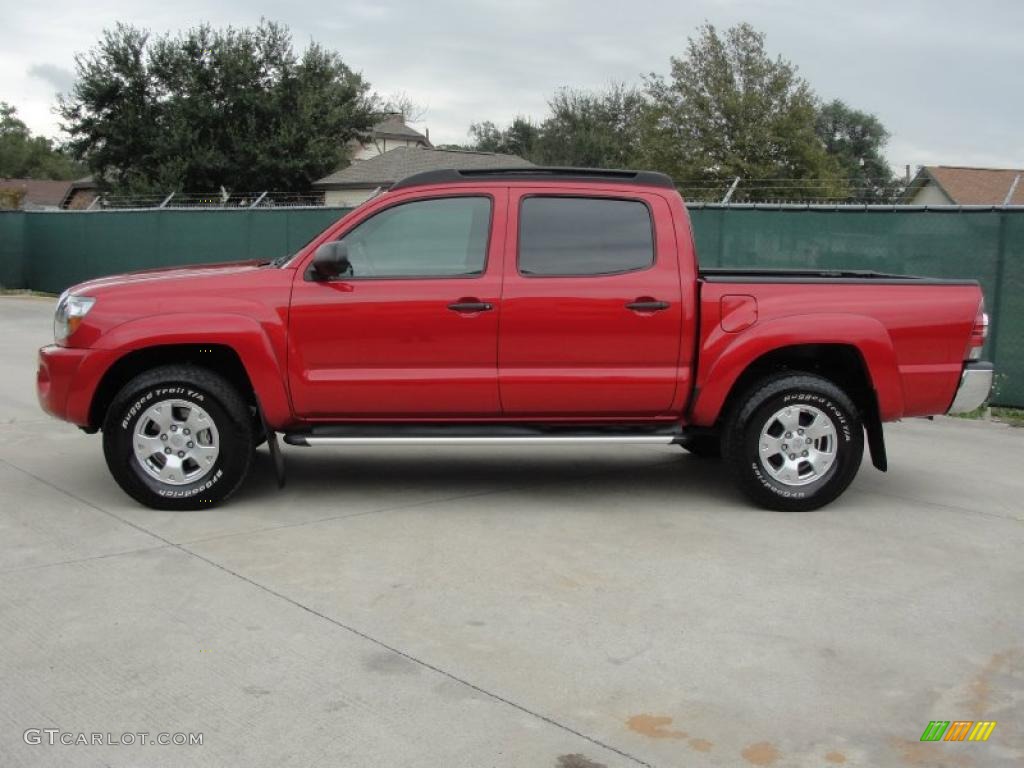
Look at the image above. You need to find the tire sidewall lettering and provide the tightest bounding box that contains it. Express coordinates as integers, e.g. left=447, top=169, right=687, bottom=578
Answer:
left=120, top=387, right=206, bottom=431
left=156, top=469, right=223, bottom=498
left=118, top=385, right=222, bottom=498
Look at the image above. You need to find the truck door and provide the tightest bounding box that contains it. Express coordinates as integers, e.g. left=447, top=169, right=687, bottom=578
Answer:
left=498, top=190, right=683, bottom=416
left=287, top=190, right=505, bottom=417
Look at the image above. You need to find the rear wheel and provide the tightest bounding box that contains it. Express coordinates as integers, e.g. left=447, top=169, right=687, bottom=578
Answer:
left=102, top=365, right=254, bottom=510
left=723, top=373, right=863, bottom=511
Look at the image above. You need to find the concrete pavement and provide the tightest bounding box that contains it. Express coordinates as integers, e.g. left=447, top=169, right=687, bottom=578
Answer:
left=1, top=296, right=1021, bottom=767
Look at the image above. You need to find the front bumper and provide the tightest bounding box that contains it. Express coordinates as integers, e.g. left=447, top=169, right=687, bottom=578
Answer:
left=37, top=344, right=107, bottom=426
left=947, top=361, right=994, bottom=414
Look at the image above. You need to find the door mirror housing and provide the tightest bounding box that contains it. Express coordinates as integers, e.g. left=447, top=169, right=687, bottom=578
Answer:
left=311, top=241, right=351, bottom=280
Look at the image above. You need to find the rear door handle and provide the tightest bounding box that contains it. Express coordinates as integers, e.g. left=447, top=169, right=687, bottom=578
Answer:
left=626, top=300, right=670, bottom=312
left=448, top=301, right=493, bottom=313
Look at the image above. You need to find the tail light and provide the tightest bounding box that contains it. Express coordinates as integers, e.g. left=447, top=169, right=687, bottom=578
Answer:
left=965, top=300, right=988, bottom=360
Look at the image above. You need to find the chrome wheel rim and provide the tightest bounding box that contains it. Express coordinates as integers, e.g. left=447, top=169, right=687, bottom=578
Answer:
left=133, top=399, right=219, bottom=486
left=758, top=404, right=837, bottom=487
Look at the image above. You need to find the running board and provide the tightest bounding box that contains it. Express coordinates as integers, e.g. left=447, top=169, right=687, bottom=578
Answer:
left=287, top=435, right=678, bottom=446
left=283, top=423, right=684, bottom=447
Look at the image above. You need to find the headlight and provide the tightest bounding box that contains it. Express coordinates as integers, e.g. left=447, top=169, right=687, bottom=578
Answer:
left=54, top=292, right=96, bottom=344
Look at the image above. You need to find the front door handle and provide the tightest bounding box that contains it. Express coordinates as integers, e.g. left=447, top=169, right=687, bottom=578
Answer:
left=448, top=301, right=493, bottom=313
left=626, top=300, right=670, bottom=312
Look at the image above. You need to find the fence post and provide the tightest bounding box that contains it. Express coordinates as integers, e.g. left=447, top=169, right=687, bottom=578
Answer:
left=722, top=177, right=741, bottom=204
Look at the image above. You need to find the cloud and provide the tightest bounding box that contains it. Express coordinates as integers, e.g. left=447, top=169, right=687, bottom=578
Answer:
left=3, top=0, right=1022, bottom=169
left=27, top=63, right=75, bottom=95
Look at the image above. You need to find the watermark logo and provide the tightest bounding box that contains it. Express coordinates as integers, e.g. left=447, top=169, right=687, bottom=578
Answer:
left=920, top=721, right=996, bottom=742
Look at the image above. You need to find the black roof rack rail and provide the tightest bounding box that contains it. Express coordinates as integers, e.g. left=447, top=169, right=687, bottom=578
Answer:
left=390, top=167, right=676, bottom=191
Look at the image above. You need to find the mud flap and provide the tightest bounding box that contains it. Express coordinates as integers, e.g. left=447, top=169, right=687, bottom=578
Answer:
left=864, top=391, right=887, bottom=472
left=256, top=401, right=285, bottom=489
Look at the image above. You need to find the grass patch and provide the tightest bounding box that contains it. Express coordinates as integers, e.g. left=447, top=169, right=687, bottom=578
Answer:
left=952, top=406, right=987, bottom=420
left=952, top=405, right=1024, bottom=427
left=0, top=288, right=57, bottom=298
left=991, top=407, right=1024, bottom=427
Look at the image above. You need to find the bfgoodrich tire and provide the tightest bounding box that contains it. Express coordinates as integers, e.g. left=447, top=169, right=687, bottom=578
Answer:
left=102, top=365, right=254, bottom=510
left=723, top=373, right=864, bottom=511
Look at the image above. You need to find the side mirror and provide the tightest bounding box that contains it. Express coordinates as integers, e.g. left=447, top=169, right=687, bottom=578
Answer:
left=311, top=241, right=351, bottom=280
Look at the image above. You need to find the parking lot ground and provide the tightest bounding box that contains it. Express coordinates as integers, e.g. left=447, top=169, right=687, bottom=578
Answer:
left=1, top=296, right=1022, bottom=767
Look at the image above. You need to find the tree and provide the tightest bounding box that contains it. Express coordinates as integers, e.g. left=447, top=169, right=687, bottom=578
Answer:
left=461, top=85, right=646, bottom=168
left=815, top=99, right=898, bottom=200
left=0, top=103, right=84, bottom=179
left=58, top=21, right=376, bottom=194
left=458, top=23, right=896, bottom=202
left=532, top=85, right=646, bottom=168
left=643, top=23, right=844, bottom=200
left=380, top=91, right=427, bottom=124
left=466, top=116, right=540, bottom=158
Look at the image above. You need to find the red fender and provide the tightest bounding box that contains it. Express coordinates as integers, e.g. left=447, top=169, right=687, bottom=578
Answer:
left=689, top=313, right=905, bottom=425
left=81, top=314, right=294, bottom=427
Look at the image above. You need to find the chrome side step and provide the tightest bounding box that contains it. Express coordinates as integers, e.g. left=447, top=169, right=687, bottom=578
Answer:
left=287, top=435, right=678, bottom=447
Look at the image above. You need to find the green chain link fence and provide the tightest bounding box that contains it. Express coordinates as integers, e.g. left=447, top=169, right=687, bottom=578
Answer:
left=1, top=206, right=1021, bottom=405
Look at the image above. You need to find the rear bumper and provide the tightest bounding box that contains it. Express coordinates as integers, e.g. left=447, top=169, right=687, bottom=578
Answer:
left=947, top=362, right=994, bottom=414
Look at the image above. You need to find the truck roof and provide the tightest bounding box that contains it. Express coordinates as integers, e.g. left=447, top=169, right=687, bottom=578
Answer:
left=390, top=167, right=677, bottom=192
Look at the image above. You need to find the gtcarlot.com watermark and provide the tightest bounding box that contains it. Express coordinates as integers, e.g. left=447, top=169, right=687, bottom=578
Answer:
left=24, top=729, right=203, bottom=747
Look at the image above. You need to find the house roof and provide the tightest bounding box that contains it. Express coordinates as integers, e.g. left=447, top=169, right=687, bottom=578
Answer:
left=59, top=176, right=98, bottom=207
left=0, top=178, right=73, bottom=208
left=314, top=146, right=533, bottom=189
left=371, top=114, right=430, bottom=145
left=910, top=166, right=1024, bottom=205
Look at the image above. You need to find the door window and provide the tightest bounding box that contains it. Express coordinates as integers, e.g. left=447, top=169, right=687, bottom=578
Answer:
left=518, top=197, right=654, bottom=276
left=337, top=196, right=491, bottom=278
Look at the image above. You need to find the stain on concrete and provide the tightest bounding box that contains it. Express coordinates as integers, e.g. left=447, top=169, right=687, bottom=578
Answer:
left=741, top=741, right=780, bottom=765
left=968, top=647, right=1021, bottom=717
left=324, top=700, right=348, bottom=712
left=626, top=714, right=686, bottom=740
left=888, top=737, right=973, bottom=766
left=465, top=620, right=486, bottom=627
left=556, top=754, right=607, bottom=768
left=689, top=738, right=713, bottom=752
left=242, top=685, right=271, bottom=696
left=825, top=751, right=846, bottom=764
left=363, top=651, right=420, bottom=675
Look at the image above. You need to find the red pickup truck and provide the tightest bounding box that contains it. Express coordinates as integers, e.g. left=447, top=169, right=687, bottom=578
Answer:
left=38, top=168, right=992, bottom=511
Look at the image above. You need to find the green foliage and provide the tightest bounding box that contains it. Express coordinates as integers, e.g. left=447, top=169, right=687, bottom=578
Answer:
left=461, top=23, right=895, bottom=202
left=467, top=116, right=540, bottom=158
left=461, top=86, right=647, bottom=170
left=532, top=85, right=647, bottom=168
left=815, top=100, right=898, bottom=199
left=991, top=407, right=1024, bottom=426
left=0, top=103, right=84, bottom=180
left=58, top=21, right=376, bottom=194
left=0, top=187, right=26, bottom=210
left=643, top=23, right=843, bottom=199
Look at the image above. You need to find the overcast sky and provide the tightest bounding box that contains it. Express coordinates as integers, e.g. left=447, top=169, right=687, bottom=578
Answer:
left=3, top=0, right=1022, bottom=173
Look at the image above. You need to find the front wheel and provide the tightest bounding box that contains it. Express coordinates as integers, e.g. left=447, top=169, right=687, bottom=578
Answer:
left=102, top=365, right=255, bottom=510
left=722, top=373, right=864, bottom=511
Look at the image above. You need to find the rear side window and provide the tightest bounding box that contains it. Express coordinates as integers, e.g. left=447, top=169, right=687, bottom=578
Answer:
left=518, top=197, right=654, bottom=276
